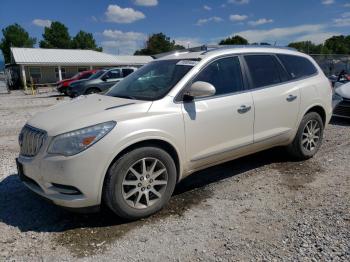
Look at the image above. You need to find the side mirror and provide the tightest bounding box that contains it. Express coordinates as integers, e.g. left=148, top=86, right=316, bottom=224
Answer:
left=184, top=81, right=216, bottom=100
left=101, top=75, right=108, bottom=81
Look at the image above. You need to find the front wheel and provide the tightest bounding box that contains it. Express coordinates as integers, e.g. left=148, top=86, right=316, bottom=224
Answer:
left=287, top=112, right=324, bottom=160
left=103, top=147, right=177, bottom=220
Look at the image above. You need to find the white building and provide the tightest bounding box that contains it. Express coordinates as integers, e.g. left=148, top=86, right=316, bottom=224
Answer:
left=10, top=47, right=153, bottom=88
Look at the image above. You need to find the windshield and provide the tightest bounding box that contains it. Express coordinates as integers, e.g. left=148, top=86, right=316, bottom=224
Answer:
left=106, top=60, right=196, bottom=101
left=89, top=70, right=106, bottom=80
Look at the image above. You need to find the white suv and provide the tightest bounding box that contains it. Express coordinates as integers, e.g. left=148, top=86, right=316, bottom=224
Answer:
left=17, top=46, right=332, bottom=220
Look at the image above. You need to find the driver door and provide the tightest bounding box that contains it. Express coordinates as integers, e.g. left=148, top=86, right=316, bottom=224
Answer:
left=182, top=56, right=254, bottom=171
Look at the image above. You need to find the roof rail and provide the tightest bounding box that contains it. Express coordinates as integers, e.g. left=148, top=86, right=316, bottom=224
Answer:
left=153, top=45, right=297, bottom=59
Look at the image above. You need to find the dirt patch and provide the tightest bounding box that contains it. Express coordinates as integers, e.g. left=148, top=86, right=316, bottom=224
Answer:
left=53, top=187, right=212, bottom=257
left=273, top=160, right=324, bottom=190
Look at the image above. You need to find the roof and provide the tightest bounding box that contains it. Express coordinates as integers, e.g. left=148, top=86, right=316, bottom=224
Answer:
left=158, top=45, right=306, bottom=61
left=10, top=47, right=153, bottom=66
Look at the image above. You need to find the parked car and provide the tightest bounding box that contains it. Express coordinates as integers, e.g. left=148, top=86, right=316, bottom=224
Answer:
left=333, top=82, right=350, bottom=118
left=16, top=46, right=332, bottom=220
left=57, top=69, right=98, bottom=95
left=66, top=67, right=137, bottom=97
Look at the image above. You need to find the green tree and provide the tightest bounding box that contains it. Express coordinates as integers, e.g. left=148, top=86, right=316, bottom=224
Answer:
left=71, top=30, right=102, bottom=51
left=0, top=23, right=36, bottom=63
left=324, top=35, right=349, bottom=54
left=39, top=21, right=71, bottom=49
left=134, top=33, right=184, bottom=55
left=288, top=41, right=322, bottom=54
left=219, top=35, right=248, bottom=45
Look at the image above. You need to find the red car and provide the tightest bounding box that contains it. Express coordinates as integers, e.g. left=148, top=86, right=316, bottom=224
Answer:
left=57, top=69, right=98, bottom=94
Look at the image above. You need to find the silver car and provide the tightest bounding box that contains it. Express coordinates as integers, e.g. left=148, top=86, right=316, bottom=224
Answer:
left=67, top=67, right=137, bottom=97
left=17, top=46, right=332, bottom=220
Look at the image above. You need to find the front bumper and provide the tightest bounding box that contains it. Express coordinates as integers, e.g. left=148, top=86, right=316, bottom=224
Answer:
left=16, top=137, right=112, bottom=209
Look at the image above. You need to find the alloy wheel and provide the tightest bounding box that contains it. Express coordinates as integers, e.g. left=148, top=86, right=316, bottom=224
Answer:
left=301, top=119, right=321, bottom=152
left=121, top=158, right=168, bottom=209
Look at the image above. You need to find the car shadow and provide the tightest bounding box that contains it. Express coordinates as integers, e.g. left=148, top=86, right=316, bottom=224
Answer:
left=0, top=148, right=291, bottom=234
left=329, top=116, right=350, bottom=127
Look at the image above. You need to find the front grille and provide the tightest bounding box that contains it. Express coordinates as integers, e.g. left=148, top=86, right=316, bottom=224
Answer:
left=19, top=125, right=47, bottom=157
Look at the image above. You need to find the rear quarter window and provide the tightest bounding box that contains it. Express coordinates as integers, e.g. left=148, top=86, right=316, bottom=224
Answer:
left=277, top=54, right=317, bottom=80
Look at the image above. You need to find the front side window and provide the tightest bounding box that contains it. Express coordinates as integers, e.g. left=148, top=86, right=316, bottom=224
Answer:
left=122, top=68, right=134, bottom=77
left=244, top=55, right=286, bottom=88
left=107, top=60, right=195, bottom=101
left=277, top=54, right=317, bottom=79
left=105, top=69, right=121, bottom=79
left=193, top=56, right=244, bottom=96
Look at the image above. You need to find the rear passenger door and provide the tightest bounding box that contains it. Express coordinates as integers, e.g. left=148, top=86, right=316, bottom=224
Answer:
left=182, top=56, right=254, bottom=170
left=243, top=54, right=300, bottom=143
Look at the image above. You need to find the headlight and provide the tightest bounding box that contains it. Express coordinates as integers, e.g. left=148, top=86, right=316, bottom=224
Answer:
left=47, top=121, right=116, bottom=156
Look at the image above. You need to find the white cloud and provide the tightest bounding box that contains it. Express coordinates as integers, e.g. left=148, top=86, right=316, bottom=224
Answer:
left=322, top=0, right=335, bottom=4
left=229, top=14, right=248, bottom=22
left=203, top=5, right=212, bottom=11
left=105, top=5, right=145, bottom=23
left=341, top=12, right=350, bottom=17
left=175, top=37, right=203, bottom=48
left=32, top=19, right=51, bottom=27
left=235, top=24, right=327, bottom=44
left=344, top=3, right=350, bottom=7
left=91, top=16, right=98, bottom=22
left=196, top=16, right=223, bottom=26
left=295, top=32, right=339, bottom=44
left=228, top=0, right=250, bottom=4
left=133, top=0, right=158, bottom=6
left=248, top=18, right=274, bottom=26
left=333, top=17, right=350, bottom=26
left=101, top=29, right=146, bottom=55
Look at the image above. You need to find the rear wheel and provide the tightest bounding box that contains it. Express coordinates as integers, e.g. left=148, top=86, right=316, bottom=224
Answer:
left=85, top=88, right=100, bottom=95
left=103, top=147, right=177, bottom=220
left=287, top=112, right=324, bottom=160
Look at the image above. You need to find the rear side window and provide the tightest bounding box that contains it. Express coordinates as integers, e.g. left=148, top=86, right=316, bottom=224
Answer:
left=193, top=56, right=244, bottom=96
left=122, top=68, right=134, bottom=77
left=244, top=55, right=287, bottom=88
left=277, top=54, right=317, bottom=79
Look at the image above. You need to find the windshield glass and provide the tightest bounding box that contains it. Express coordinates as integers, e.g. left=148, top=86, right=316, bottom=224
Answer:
left=89, top=70, right=106, bottom=80
left=106, top=60, right=196, bottom=101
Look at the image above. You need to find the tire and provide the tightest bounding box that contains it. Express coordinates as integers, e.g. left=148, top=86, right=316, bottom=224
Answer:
left=85, top=88, right=100, bottom=95
left=103, top=147, right=177, bottom=220
left=287, top=112, right=324, bottom=160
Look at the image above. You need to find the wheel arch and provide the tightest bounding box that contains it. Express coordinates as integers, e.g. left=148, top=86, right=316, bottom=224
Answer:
left=100, top=138, right=182, bottom=203
left=304, top=104, right=327, bottom=126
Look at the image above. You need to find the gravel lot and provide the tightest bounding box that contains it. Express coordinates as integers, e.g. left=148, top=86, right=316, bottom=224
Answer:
left=0, top=91, right=349, bottom=261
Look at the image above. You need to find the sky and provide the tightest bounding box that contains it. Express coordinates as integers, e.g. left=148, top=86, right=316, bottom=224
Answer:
left=0, top=0, right=350, bottom=55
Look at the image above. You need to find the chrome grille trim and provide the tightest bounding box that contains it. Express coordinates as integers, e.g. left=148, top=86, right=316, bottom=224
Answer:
left=19, top=125, right=47, bottom=157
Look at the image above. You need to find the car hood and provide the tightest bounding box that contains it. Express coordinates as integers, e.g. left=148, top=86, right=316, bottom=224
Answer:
left=335, top=82, right=350, bottom=99
left=27, top=94, right=152, bottom=136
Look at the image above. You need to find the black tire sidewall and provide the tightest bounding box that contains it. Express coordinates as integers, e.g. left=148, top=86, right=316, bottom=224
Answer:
left=104, top=147, right=177, bottom=220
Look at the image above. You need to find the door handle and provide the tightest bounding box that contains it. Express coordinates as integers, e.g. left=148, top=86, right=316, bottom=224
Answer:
left=286, top=94, right=297, bottom=102
left=237, top=105, right=251, bottom=114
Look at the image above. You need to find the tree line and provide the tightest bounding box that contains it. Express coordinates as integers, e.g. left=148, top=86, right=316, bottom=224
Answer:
left=1, top=21, right=350, bottom=64
left=0, top=22, right=102, bottom=63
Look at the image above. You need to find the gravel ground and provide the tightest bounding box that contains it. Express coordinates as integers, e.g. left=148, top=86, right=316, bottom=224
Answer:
left=0, top=91, right=349, bottom=261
